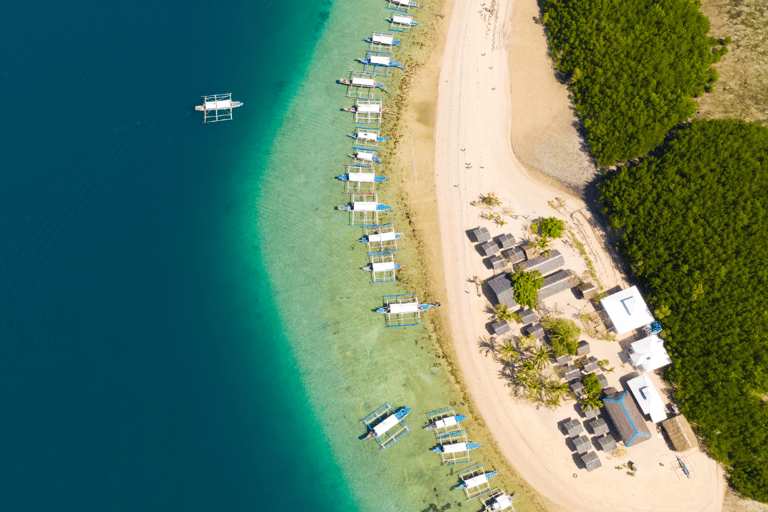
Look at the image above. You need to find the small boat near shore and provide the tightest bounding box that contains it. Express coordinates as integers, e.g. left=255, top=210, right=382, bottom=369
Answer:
left=366, top=32, right=401, bottom=47
left=389, top=15, right=419, bottom=32
left=432, top=440, right=481, bottom=454
left=350, top=151, right=382, bottom=163
left=457, top=470, right=499, bottom=489
left=363, top=261, right=404, bottom=272
left=195, top=93, right=243, bottom=123
left=376, top=294, right=440, bottom=327
left=349, top=130, right=389, bottom=143
left=339, top=77, right=390, bottom=94
left=342, top=105, right=397, bottom=115
left=336, top=201, right=390, bottom=212
left=357, top=55, right=405, bottom=70
left=387, top=0, right=424, bottom=9
left=360, top=230, right=401, bottom=243
left=361, top=403, right=412, bottom=450
left=337, top=172, right=387, bottom=183
left=376, top=301, right=439, bottom=314
left=425, top=413, right=466, bottom=431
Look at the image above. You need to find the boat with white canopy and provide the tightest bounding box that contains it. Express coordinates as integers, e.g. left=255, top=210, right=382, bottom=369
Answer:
left=480, top=490, right=516, bottom=512
left=336, top=193, right=390, bottom=226
left=389, top=14, right=418, bottom=32
left=349, top=151, right=382, bottom=164
left=360, top=224, right=402, bottom=255
left=349, top=127, right=388, bottom=151
left=339, top=72, right=390, bottom=97
left=342, top=99, right=396, bottom=123
left=432, top=431, right=480, bottom=465
left=376, top=294, right=440, bottom=327
left=458, top=464, right=499, bottom=500
left=361, top=403, right=411, bottom=450
left=386, top=0, right=423, bottom=12
left=366, top=32, right=401, bottom=49
left=424, top=407, right=467, bottom=434
left=338, top=164, right=385, bottom=194
left=195, top=93, right=243, bottom=123
left=363, top=254, right=403, bottom=283
left=358, top=51, right=405, bottom=71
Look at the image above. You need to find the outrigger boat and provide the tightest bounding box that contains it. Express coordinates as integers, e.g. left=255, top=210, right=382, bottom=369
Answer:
left=349, top=130, right=389, bottom=143
left=360, top=230, right=402, bottom=243
left=363, top=261, right=404, bottom=272
left=677, top=455, right=692, bottom=479
left=336, top=201, right=390, bottom=212
left=361, top=403, right=411, bottom=449
left=350, top=151, right=382, bottom=163
left=195, top=93, right=243, bottom=123
left=337, top=171, right=388, bottom=183
left=457, top=470, right=499, bottom=489
left=342, top=105, right=397, bottom=116
left=432, top=440, right=481, bottom=454
left=339, top=77, right=390, bottom=94
left=481, top=490, right=516, bottom=512
left=357, top=55, right=405, bottom=70
left=365, top=32, right=401, bottom=46
left=425, top=413, right=467, bottom=431
left=388, top=0, right=424, bottom=8
left=376, top=301, right=439, bottom=314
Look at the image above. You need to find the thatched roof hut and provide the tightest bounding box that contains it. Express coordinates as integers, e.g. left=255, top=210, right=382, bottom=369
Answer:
left=524, top=323, right=545, bottom=339
left=570, top=380, right=585, bottom=397
left=564, top=365, right=581, bottom=382
left=518, top=309, right=537, bottom=325
left=555, top=354, right=572, bottom=365
left=573, top=435, right=590, bottom=454
left=590, top=417, right=609, bottom=436
left=481, top=241, right=500, bottom=256
left=577, top=340, right=591, bottom=356
left=603, top=390, right=652, bottom=447
left=582, top=357, right=599, bottom=374
left=596, top=373, right=608, bottom=389
left=502, top=246, right=526, bottom=264
left=661, top=415, right=698, bottom=452
left=497, top=233, right=516, bottom=249
left=580, top=404, right=598, bottom=420
left=488, top=255, right=504, bottom=270
left=581, top=451, right=602, bottom=472
left=538, top=269, right=576, bottom=299
left=470, top=226, right=491, bottom=243
left=487, top=273, right=518, bottom=308
left=491, top=320, right=510, bottom=335
left=563, top=418, right=584, bottom=437
left=598, top=434, right=617, bottom=452
left=517, top=249, right=564, bottom=274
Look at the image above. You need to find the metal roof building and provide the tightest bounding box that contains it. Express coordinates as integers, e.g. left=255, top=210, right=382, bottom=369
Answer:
left=516, top=249, right=564, bottom=274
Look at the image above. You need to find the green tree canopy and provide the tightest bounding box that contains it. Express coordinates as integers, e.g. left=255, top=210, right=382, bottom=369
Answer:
left=539, top=217, right=566, bottom=239
left=509, top=270, right=544, bottom=309
left=600, top=119, right=768, bottom=502
left=583, top=372, right=602, bottom=398
left=542, top=317, right=580, bottom=356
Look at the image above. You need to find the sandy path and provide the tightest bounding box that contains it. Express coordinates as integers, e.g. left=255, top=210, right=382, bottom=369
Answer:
left=432, top=0, right=725, bottom=510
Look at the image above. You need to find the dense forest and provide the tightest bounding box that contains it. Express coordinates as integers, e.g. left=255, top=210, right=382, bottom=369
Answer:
left=540, top=0, right=727, bottom=167
left=600, top=120, right=768, bottom=502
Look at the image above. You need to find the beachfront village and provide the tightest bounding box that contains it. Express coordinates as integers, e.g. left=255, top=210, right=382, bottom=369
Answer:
left=468, top=194, right=699, bottom=479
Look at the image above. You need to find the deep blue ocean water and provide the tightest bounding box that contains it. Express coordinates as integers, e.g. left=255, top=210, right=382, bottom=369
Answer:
left=0, top=1, right=358, bottom=510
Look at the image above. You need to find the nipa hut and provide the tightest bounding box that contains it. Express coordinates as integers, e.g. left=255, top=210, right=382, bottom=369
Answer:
left=563, top=418, right=584, bottom=437
left=516, top=249, right=565, bottom=275
left=470, top=226, right=491, bottom=243
left=590, top=417, right=609, bottom=436
left=487, top=273, right=518, bottom=308
left=661, top=415, right=698, bottom=452
left=581, top=451, right=602, bottom=472
left=573, top=435, right=590, bottom=454
left=598, top=434, right=617, bottom=452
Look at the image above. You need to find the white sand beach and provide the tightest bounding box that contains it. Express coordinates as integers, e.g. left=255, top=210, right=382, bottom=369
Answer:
left=430, top=0, right=727, bottom=510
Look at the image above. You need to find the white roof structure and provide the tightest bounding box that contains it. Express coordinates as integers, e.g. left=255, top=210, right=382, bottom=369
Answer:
left=347, top=172, right=376, bottom=183
left=629, top=334, right=672, bottom=372
left=357, top=103, right=381, bottom=113
left=443, top=442, right=468, bottom=454
left=368, top=231, right=397, bottom=242
left=627, top=374, right=668, bottom=423
left=489, top=494, right=513, bottom=511
left=464, top=473, right=489, bottom=489
left=600, top=286, right=654, bottom=334
left=353, top=201, right=378, bottom=211
left=351, top=77, right=375, bottom=87
left=354, top=151, right=375, bottom=161
left=433, top=416, right=458, bottom=429
left=370, top=55, right=391, bottom=65
left=204, top=100, right=232, bottom=110
left=358, top=131, right=379, bottom=141
left=392, top=0, right=410, bottom=5
left=372, top=34, right=394, bottom=45
left=372, top=261, right=396, bottom=272
left=389, top=302, right=419, bottom=314
left=373, top=413, right=401, bottom=436
left=393, top=15, right=413, bottom=24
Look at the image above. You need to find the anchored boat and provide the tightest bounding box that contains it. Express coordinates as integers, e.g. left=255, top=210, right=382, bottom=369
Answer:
left=195, top=93, right=243, bottom=123
left=361, top=403, right=411, bottom=450
left=457, top=470, right=499, bottom=489
left=425, top=413, right=467, bottom=431
left=349, top=130, right=389, bottom=143
left=350, top=151, right=382, bottom=163
left=339, top=77, right=390, bottom=94
left=358, top=54, right=405, bottom=70
left=366, top=32, right=401, bottom=47
left=337, top=172, right=387, bottom=183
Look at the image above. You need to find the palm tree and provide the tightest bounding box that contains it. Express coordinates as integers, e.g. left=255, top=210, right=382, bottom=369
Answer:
left=494, top=303, right=514, bottom=323
left=530, top=347, right=552, bottom=370
left=581, top=394, right=603, bottom=413
left=496, top=340, right=519, bottom=364
left=544, top=380, right=570, bottom=409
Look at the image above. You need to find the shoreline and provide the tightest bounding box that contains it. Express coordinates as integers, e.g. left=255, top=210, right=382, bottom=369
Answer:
left=394, top=0, right=729, bottom=511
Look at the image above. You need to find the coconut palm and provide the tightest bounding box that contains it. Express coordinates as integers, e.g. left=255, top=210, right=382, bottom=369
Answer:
left=496, top=340, right=519, bottom=364
left=494, top=303, right=514, bottom=323
left=530, top=347, right=552, bottom=370
left=581, top=393, right=604, bottom=413
left=544, top=380, right=571, bottom=409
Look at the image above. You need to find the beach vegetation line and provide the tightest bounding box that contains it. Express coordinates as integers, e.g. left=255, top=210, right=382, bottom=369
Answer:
left=599, top=119, right=768, bottom=502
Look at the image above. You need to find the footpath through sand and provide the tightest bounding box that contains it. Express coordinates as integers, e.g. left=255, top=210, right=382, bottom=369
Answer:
left=431, top=0, right=725, bottom=510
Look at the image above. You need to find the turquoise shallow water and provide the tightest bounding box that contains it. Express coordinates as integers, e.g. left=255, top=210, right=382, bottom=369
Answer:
left=0, top=0, right=469, bottom=510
